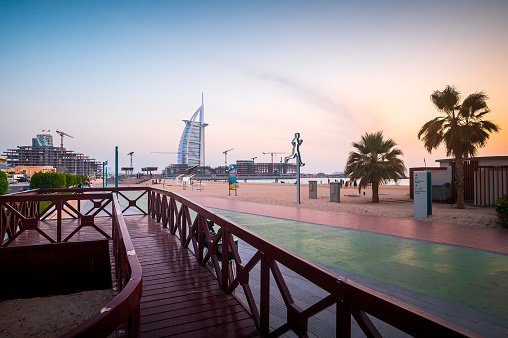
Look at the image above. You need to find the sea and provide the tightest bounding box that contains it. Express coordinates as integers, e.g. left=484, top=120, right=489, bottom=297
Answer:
left=242, top=177, right=410, bottom=186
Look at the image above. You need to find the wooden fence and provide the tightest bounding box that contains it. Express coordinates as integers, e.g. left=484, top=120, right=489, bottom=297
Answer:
left=475, top=166, right=508, bottom=206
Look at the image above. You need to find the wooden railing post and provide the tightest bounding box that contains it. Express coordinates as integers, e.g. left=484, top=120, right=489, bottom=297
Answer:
left=260, top=253, right=270, bottom=336
left=181, top=206, right=187, bottom=247
left=56, top=201, right=62, bottom=242
left=336, top=300, right=351, bottom=338
left=221, top=230, right=230, bottom=292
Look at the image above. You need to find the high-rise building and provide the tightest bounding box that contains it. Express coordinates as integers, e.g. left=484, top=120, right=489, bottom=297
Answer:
left=32, top=133, right=53, bottom=147
left=177, top=97, right=208, bottom=166
left=3, top=133, right=100, bottom=176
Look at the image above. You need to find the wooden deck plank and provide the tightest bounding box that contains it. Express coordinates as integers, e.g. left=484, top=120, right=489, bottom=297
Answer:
left=169, top=321, right=261, bottom=338
left=140, top=290, right=227, bottom=311
left=140, top=296, right=239, bottom=318
left=141, top=310, right=253, bottom=337
left=123, top=215, right=259, bottom=337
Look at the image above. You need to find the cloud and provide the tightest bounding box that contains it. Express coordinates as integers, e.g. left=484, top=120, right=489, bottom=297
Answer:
left=242, top=67, right=358, bottom=124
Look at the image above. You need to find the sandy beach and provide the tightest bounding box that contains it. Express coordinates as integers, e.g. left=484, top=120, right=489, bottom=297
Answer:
left=0, top=290, right=112, bottom=337
left=149, top=179, right=500, bottom=229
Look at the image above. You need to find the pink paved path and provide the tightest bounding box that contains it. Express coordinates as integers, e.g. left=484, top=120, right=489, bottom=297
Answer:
left=182, top=194, right=508, bottom=255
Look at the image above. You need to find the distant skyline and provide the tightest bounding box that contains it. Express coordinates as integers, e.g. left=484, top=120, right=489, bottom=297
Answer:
left=1, top=1, right=507, bottom=174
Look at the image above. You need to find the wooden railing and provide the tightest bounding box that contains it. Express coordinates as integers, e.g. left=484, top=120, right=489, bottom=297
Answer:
left=0, top=188, right=144, bottom=337
left=0, top=187, right=148, bottom=247
left=1, top=186, right=478, bottom=337
left=61, top=195, right=142, bottom=337
left=147, top=187, right=477, bottom=337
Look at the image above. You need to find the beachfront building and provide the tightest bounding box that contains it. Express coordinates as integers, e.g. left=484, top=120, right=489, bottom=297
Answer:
left=3, top=133, right=100, bottom=176
left=410, top=155, right=508, bottom=206
left=236, top=160, right=296, bottom=177
left=177, top=98, right=208, bottom=166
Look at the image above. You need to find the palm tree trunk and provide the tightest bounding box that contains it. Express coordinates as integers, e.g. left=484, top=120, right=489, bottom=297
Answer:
left=371, top=180, right=380, bottom=203
left=455, top=158, right=465, bottom=209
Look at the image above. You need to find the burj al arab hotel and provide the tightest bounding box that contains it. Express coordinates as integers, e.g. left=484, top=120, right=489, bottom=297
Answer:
left=177, top=96, right=208, bottom=167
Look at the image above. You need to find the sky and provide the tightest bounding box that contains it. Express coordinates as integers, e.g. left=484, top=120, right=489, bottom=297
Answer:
left=1, top=0, right=507, bottom=174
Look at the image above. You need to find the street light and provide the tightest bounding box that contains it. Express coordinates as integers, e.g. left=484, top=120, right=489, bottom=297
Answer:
left=102, top=160, right=108, bottom=188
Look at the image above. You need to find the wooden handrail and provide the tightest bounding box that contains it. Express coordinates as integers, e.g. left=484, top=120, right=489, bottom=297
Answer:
left=61, top=194, right=142, bottom=337
left=147, top=187, right=477, bottom=337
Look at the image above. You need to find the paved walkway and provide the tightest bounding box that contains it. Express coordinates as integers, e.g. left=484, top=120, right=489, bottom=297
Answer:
left=181, top=194, right=508, bottom=337
left=183, top=195, right=508, bottom=255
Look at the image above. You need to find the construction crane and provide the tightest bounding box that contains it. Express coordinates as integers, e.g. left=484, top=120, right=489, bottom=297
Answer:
left=263, top=152, right=290, bottom=164
left=223, top=148, right=234, bottom=166
left=127, top=152, right=134, bottom=167
left=56, top=130, right=73, bottom=148
left=251, top=156, right=257, bottom=162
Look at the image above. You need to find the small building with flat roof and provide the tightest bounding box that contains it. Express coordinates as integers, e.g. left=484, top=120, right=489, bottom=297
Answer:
left=410, top=156, right=508, bottom=206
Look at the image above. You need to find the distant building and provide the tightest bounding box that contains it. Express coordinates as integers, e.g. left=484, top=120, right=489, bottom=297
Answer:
left=7, top=165, right=55, bottom=177
left=32, top=133, right=54, bottom=147
left=0, top=156, right=6, bottom=171
left=236, top=160, right=296, bottom=176
left=177, top=98, right=208, bottom=167
left=3, top=133, right=100, bottom=176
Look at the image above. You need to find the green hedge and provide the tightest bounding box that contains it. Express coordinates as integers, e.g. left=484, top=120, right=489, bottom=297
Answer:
left=30, top=172, right=87, bottom=189
left=0, top=171, right=7, bottom=195
left=493, top=194, right=508, bottom=228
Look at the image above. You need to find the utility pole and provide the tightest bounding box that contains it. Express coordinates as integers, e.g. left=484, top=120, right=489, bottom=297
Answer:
left=128, top=152, right=134, bottom=167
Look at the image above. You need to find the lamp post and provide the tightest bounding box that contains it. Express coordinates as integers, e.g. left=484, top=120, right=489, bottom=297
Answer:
left=115, top=146, right=119, bottom=189
left=102, top=160, right=108, bottom=188
left=285, top=133, right=304, bottom=204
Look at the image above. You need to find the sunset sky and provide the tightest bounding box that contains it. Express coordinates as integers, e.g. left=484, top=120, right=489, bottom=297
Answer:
left=1, top=1, right=507, bottom=174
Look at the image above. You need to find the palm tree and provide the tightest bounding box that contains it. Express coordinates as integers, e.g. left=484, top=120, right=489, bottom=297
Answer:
left=418, top=85, right=499, bottom=209
left=345, top=131, right=406, bottom=203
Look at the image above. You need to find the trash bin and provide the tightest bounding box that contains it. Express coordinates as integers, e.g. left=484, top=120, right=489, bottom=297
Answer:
left=309, top=180, right=317, bottom=199
left=330, top=182, right=340, bottom=203
left=432, top=182, right=452, bottom=202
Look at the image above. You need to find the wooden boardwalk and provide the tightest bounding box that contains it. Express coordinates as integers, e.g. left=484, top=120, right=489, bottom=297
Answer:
left=124, top=215, right=260, bottom=337
left=5, top=214, right=259, bottom=337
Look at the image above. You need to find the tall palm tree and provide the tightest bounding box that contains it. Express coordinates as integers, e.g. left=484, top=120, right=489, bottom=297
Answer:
left=418, top=85, right=499, bottom=209
left=345, top=131, right=406, bottom=203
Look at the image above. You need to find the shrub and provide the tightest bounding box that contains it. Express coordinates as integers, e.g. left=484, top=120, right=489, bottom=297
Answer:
left=65, top=173, right=77, bottom=187
left=0, top=171, right=8, bottom=195
left=493, top=194, right=508, bottom=228
left=30, top=172, right=66, bottom=189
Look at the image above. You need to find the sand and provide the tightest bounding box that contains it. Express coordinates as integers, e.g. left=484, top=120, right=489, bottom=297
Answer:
left=150, top=179, right=500, bottom=228
left=0, top=290, right=113, bottom=337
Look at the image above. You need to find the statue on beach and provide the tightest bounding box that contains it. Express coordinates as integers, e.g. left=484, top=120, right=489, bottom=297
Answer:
left=285, top=132, right=304, bottom=204
left=285, top=132, right=305, bottom=167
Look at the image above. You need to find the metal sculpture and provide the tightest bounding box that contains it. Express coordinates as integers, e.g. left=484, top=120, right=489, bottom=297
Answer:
left=285, top=132, right=304, bottom=204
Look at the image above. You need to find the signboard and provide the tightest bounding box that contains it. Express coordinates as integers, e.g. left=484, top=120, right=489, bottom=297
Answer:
left=414, top=171, right=432, bottom=218
left=228, top=164, right=237, bottom=196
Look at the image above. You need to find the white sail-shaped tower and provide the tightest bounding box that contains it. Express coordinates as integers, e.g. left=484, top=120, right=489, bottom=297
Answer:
left=177, top=96, right=208, bottom=166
